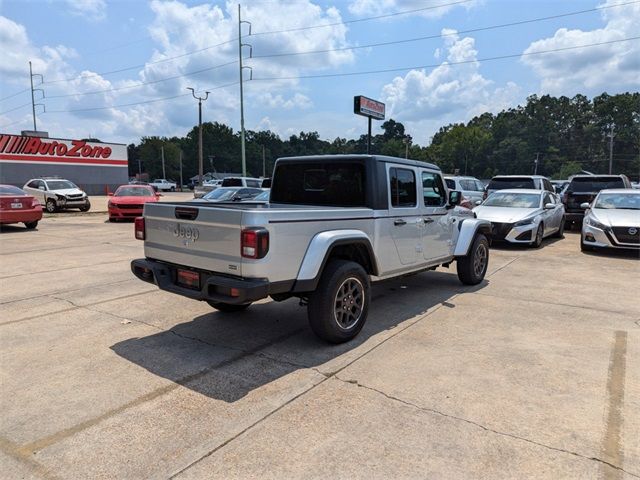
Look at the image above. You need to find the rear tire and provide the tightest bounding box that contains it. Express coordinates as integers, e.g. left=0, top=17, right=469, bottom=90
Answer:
left=457, top=233, right=489, bottom=285
left=308, top=259, right=370, bottom=344
left=24, top=221, right=38, bottom=229
left=554, top=218, right=565, bottom=238
left=206, top=301, right=251, bottom=312
left=45, top=198, right=57, bottom=213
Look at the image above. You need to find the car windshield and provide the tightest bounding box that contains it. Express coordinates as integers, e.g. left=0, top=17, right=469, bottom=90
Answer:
left=484, top=192, right=541, bottom=208
left=115, top=187, right=154, bottom=197
left=0, top=185, right=26, bottom=195
left=488, top=177, right=535, bottom=190
left=46, top=180, right=77, bottom=190
left=569, top=177, right=625, bottom=193
left=203, top=188, right=239, bottom=200
left=594, top=193, right=640, bottom=210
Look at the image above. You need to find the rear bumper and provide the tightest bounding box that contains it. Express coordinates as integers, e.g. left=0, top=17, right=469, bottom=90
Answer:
left=0, top=208, right=43, bottom=224
left=131, top=258, right=289, bottom=304
left=565, top=211, right=585, bottom=222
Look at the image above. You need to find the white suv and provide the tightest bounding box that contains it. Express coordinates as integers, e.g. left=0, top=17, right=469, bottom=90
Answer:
left=23, top=177, right=91, bottom=213
left=444, top=176, right=485, bottom=204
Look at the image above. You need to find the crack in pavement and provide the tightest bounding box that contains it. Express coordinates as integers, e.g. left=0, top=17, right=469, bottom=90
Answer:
left=0, top=436, right=60, bottom=480
left=333, top=376, right=639, bottom=478
left=170, top=301, right=449, bottom=478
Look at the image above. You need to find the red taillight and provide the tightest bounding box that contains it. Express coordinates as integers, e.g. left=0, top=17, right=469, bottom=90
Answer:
left=134, top=217, right=145, bottom=240
left=241, top=227, right=269, bottom=259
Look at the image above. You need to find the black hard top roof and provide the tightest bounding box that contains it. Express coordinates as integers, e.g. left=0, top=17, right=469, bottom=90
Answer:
left=276, top=154, right=440, bottom=171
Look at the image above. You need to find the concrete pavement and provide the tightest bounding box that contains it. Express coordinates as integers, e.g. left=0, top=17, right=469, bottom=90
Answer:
left=0, top=215, right=638, bottom=479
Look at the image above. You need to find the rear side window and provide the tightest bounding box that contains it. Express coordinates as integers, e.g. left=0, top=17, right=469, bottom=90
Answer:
left=488, top=177, right=535, bottom=190
left=445, top=179, right=455, bottom=189
left=246, top=180, right=260, bottom=187
left=422, top=172, right=446, bottom=206
left=222, top=178, right=243, bottom=187
left=569, top=177, right=625, bottom=193
left=390, top=168, right=416, bottom=208
left=261, top=178, right=271, bottom=188
left=270, top=162, right=366, bottom=207
left=461, top=179, right=482, bottom=191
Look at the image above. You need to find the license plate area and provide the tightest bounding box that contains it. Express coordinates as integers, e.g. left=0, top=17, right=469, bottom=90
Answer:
left=176, top=268, right=200, bottom=290
left=11, top=202, right=23, bottom=209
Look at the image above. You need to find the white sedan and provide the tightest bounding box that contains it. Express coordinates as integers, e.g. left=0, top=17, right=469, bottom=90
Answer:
left=581, top=188, right=640, bottom=251
left=474, top=189, right=565, bottom=248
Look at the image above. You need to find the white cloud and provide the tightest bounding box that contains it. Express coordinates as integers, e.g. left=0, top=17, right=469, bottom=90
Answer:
left=380, top=29, right=520, bottom=141
left=348, top=0, right=479, bottom=19
left=521, top=0, right=640, bottom=94
left=64, top=0, right=107, bottom=22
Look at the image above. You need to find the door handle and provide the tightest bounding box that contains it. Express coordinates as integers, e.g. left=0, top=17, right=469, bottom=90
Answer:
left=394, top=219, right=406, bottom=226
left=423, top=218, right=434, bottom=224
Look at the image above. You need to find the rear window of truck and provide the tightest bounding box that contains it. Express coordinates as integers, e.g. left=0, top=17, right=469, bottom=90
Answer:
left=568, top=177, right=625, bottom=193
left=488, top=177, right=535, bottom=190
left=270, top=163, right=366, bottom=207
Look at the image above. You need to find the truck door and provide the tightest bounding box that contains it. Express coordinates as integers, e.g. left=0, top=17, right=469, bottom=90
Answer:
left=385, top=166, right=421, bottom=266
left=420, top=171, right=453, bottom=262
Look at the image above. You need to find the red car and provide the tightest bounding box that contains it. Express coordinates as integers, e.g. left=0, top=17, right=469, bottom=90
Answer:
left=0, top=184, right=43, bottom=229
left=108, top=185, right=160, bottom=221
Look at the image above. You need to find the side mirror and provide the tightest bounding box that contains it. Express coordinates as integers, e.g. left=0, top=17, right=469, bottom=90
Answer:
left=544, top=203, right=555, bottom=210
left=448, top=190, right=462, bottom=207
left=107, top=192, right=114, bottom=196
left=580, top=202, right=590, bottom=209
left=475, top=200, right=482, bottom=206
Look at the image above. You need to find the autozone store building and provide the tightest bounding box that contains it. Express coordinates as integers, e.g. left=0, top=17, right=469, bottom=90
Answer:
left=0, top=134, right=128, bottom=195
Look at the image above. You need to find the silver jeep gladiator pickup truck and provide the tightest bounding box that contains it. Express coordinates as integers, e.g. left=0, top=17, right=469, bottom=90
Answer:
left=131, top=155, right=490, bottom=343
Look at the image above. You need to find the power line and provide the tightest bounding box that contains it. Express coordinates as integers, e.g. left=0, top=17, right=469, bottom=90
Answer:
left=251, top=0, right=474, bottom=36
left=45, top=81, right=239, bottom=113
left=0, top=102, right=32, bottom=116
left=249, top=36, right=640, bottom=82
left=46, top=60, right=237, bottom=99
left=0, top=87, right=31, bottom=102
left=43, top=39, right=237, bottom=85
left=252, top=1, right=640, bottom=59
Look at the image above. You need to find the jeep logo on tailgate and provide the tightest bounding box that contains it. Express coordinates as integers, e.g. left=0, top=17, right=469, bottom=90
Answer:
left=173, top=223, right=199, bottom=241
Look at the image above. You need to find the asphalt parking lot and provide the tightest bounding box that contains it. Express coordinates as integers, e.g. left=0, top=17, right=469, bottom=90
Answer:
left=1, top=208, right=638, bottom=479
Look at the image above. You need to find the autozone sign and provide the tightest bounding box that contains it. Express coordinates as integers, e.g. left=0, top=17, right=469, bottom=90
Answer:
left=353, top=95, right=385, bottom=120
left=0, top=134, right=127, bottom=167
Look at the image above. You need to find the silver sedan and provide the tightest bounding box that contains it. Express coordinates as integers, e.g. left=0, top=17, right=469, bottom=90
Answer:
left=581, top=188, right=640, bottom=251
left=473, top=189, right=565, bottom=248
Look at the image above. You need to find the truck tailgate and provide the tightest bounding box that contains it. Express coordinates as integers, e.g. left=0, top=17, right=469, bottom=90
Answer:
left=143, top=202, right=244, bottom=276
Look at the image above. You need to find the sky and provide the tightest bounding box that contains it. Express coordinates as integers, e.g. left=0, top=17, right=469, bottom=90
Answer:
left=0, top=0, right=638, bottom=146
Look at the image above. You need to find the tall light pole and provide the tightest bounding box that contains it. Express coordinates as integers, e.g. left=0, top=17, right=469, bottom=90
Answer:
left=29, top=61, right=44, bottom=131
left=187, top=87, right=210, bottom=187
left=238, top=4, right=252, bottom=177
left=607, top=124, right=615, bottom=175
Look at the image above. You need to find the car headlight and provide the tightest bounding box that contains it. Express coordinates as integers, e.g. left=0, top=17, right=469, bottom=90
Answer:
left=585, top=216, right=607, bottom=230
left=514, top=217, right=535, bottom=227
left=55, top=193, right=66, bottom=200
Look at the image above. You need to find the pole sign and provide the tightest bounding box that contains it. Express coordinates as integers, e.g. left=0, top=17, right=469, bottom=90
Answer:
left=353, top=95, right=385, bottom=120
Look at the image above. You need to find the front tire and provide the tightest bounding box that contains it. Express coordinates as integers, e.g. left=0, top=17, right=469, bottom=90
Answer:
left=308, top=259, right=370, bottom=344
left=24, top=221, right=38, bottom=229
left=79, top=203, right=91, bottom=212
left=45, top=198, right=57, bottom=213
left=531, top=224, right=544, bottom=248
left=206, top=301, right=251, bottom=312
left=457, top=233, right=489, bottom=285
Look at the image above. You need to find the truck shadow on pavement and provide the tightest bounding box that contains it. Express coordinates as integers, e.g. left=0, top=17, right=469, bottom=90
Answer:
left=111, top=270, right=486, bottom=403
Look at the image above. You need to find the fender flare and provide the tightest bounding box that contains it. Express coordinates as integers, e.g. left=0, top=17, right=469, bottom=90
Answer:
left=292, top=230, right=377, bottom=292
left=453, top=218, right=492, bottom=257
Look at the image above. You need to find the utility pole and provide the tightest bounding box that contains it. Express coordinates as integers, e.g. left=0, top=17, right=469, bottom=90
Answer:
left=608, top=124, right=615, bottom=174
left=262, top=145, right=266, bottom=177
left=161, top=145, right=166, bottom=179
left=187, top=87, right=210, bottom=187
left=28, top=61, right=44, bottom=131
left=534, top=152, right=540, bottom=175
left=238, top=4, right=252, bottom=177
left=179, top=150, right=183, bottom=192
left=403, top=135, right=411, bottom=159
